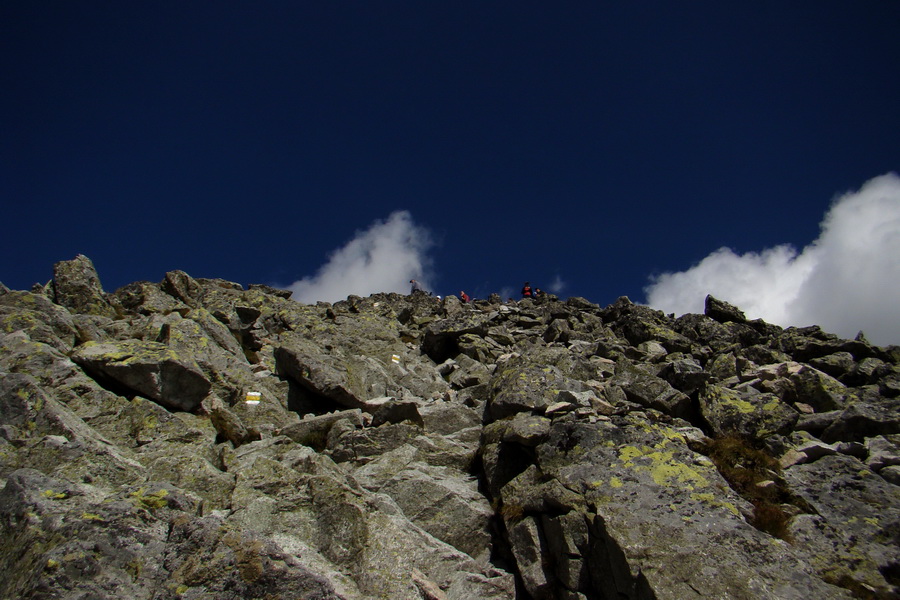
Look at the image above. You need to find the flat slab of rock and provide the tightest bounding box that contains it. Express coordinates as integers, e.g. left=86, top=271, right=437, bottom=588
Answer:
left=71, top=340, right=211, bottom=411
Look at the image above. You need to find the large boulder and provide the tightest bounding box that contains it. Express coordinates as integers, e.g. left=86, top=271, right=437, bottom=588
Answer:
left=275, top=344, right=373, bottom=409
left=704, top=294, right=747, bottom=324
left=784, top=454, right=900, bottom=596
left=52, top=254, right=117, bottom=318
left=223, top=437, right=515, bottom=600
left=698, top=383, right=799, bottom=441
left=0, top=468, right=344, bottom=600
left=0, top=373, right=146, bottom=487
left=608, top=361, right=691, bottom=418
left=352, top=443, right=495, bottom=560
left=0, top=291, right=80, bottom=352
left=530, top=413, right=852, bottom=599
left=71, top=339, right=211, bottom=412
left=488, top=359, right=586, bottom=421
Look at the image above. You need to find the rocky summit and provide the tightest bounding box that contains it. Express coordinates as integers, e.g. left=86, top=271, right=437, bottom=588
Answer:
left=1, top=255, right=899, bottom=600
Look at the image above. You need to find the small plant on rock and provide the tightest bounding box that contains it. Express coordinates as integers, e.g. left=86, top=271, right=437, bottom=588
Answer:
left=693, top=435, right=807, bottom=541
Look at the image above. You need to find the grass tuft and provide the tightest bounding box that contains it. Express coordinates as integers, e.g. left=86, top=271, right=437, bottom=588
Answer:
left=693, top=435, right=809, bottom=542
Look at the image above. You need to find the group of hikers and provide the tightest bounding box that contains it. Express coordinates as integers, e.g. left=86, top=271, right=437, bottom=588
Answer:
left=520, top=281, right=544, bottom=299
left=410, top=279, right=544, bottom=303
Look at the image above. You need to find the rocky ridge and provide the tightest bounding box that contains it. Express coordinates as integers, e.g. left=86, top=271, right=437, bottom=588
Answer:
left=1, top=254, right=899, bottom=599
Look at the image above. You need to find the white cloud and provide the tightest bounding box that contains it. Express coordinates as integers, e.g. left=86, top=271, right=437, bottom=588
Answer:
left=644, top=173, right=900, bottom=346
left=548, top=275, right=566, bottom=295
left=289, top=211, right=433, bottom=304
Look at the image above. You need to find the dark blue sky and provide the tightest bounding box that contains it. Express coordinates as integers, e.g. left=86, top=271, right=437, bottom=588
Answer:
left=3, top=2, right=899, bottom=308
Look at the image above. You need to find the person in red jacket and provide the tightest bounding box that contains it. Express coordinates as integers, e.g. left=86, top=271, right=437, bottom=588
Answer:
left=460, top=290, right=470, bottom=303
left=521, top=282, right=533, bottom=298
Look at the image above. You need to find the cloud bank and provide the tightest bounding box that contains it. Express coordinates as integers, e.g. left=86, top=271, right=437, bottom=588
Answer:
left=644, top=173, right=900, bottom=346
left=289, top=211, right=433, bottom=304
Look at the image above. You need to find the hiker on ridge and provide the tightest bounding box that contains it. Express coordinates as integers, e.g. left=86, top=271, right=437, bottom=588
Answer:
left=409, top=279, right=423, bottom=294
left=521, top=282, right=533, bottom=298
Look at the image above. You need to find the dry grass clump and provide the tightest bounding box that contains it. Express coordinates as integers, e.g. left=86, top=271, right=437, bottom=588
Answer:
left=694, top=436, right=807, bottom=541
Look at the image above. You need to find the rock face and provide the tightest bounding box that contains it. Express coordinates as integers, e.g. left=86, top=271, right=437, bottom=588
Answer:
left=2, top=258, right=899, bottom=600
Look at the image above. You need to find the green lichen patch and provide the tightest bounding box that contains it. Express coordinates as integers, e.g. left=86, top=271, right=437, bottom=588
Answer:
left=617, top=444, right=712, bottom=491
left=129, top=487, right=169, bottom=511
left=41, top=489, right=68, bottom=500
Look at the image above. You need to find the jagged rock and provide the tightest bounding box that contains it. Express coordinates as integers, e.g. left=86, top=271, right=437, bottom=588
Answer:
left=371, top=399, right=425, bottom=427
left=555, top=389, right=607, bottom=412
left=499, top=464, right=583, bottom=516
left=704, top=294, right=747, bottom=324
left=459, top=332, right=505, bottom=364
left=352, top=443, right=494, bottom=560
left=448, top=353, right=492, bottom=389
left=71, top=339, right=212, bottom=412
left=0, top=468, right=345, bottom=600
left=673, top=312, right=736, bottom=352
left=543, top=318, right=572, bottom=344
left=418, top=400, right=482, bottom=435
left=615, top=311, right=694, bottom=354
left=157, top=308, right=280, bottom=406
left=881, top=465, right=900, bottom=485
left=210, top=405, right=259, bottom=447
left=0, top=372, right=146, bottom=487
left=608, top=361, right=691, bottom=418
left=698, top=383, right=799, bottom=440
left=636, top=340, right=667, bottom=362
left=52, top=254, right=117, bottom=318
left=507, top=516, right=554, bottom=598
left=421, top=313, right=490, bottom=363
left=741, top=344, right=792, bottom=367
left=533, top=413, right=853, bottom=599
left=784, top=454, right=900, bottom=595
left=0, top=330, right=115, bottom=410
left=248, top=283, right=293, bottom=299
left=0, top=290, right=80, bottom=352
left=500, top=413, right=552, bottom=446
left=781, top=326, right=878, bottom=363
left=278, top=409, right=366, bottom=449
left=820, top=395, right=900, bottom=443
left=880, top=368, right=900, bottom=398
left=488, top=356, right=586, bottom=421
left=660, top=356, right=710, bottom=393
left=809, top=351, right=856, bottom=379
left=541, top=511, right=591, bottom=592
left=706, top=352, right=739, bottom=380
left=865, top=435, right=900, bottom=471
left=274, top=342, right=370, bottom=409
left=327, top=421, right=424, bottom=463
left=849, top=356, right=890, bottom=385
left=161, top=269, right=204, bottom=307
left=794, top=409, right=840, bottom=436
left=223, top=436, right=515, bottom=600
left=110, top=280, right=188, bottom=315
left=778, top=439, right=839, bottom=468
left=783, top=366, right=853, bottom=411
